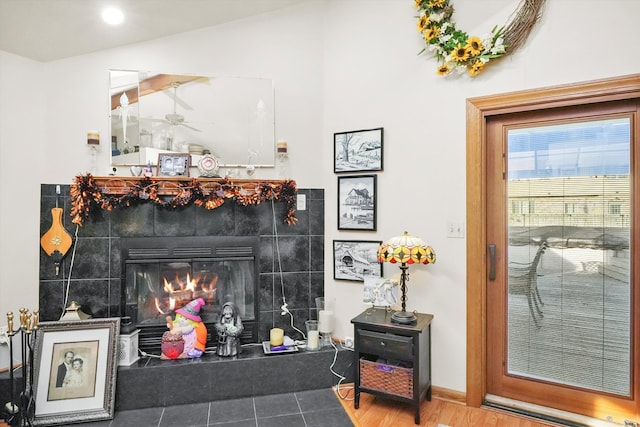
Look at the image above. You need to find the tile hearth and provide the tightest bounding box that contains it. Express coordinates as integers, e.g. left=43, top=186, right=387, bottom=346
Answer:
left=114, top=345, right=354, bottom=411
left=0, top=344, right=355, bottom=419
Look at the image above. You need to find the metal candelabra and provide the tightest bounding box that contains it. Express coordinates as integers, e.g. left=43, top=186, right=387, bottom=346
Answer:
left=3, top=308, right=38, bottom=427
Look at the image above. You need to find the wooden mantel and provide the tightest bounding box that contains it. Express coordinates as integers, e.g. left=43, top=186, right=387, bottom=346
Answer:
left=86, top=176, right=293, bottom=196
left=70, top=174, right=298, bottom=226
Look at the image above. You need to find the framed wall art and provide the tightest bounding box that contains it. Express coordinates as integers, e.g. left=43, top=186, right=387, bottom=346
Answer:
left=333, top=240, right=383, bottom=282
left=32, top=318, right=120, bottom=426
left=334, top=127, right=383, bottom=173
left=338, top=174, right=377, bottom=231
left=157, top=153, right=190, bottom=177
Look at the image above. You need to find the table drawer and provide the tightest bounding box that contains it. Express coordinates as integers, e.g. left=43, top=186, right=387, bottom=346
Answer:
left=358, top=330, right=413, bottom=360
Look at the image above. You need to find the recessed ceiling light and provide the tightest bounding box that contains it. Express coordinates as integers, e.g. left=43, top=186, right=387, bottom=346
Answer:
left=102, top=7, right=124, bottom=25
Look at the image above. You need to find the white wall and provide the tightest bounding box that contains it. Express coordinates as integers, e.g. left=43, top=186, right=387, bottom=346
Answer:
left=321, top=0, right=639, bottom=392
left=0, top=51, right=46, bottom=330
left=1, top=0, right=638, bottom=393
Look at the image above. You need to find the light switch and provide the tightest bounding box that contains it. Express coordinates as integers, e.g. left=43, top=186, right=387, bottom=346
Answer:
left=446, top=221, right=465, bottom=238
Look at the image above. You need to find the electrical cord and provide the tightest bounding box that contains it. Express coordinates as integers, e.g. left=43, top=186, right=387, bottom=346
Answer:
left=139, top=344, right=226, bottom=359
left=138, top=349, right=162, bottom=359
left=241, top=343, right=263, bottom=348
left=271, top=199, right=306, bottom=340
left=335, top=380, right=355, bottom=401
left=60, top=224, right=80, bottom=319
left=285, top=309, right=305, bottom=339
left=330, top=340, right=355, bottom=400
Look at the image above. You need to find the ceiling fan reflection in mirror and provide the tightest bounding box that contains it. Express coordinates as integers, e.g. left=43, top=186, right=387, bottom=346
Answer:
left=151, top=82, right=202, bottom=132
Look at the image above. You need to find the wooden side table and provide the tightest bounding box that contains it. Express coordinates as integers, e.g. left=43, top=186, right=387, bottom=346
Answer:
left=351, top=308, right=433, bottom=425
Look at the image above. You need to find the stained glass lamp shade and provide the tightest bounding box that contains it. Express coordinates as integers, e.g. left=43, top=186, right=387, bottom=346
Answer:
left=377, top=231, right=436, bottom=324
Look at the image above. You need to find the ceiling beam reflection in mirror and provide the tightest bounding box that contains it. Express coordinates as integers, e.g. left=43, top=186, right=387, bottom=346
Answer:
left=109, top=71, right=276, bottom=172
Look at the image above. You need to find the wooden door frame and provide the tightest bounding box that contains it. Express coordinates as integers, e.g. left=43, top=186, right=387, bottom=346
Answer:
left=466, top=73, right=640, bottom=408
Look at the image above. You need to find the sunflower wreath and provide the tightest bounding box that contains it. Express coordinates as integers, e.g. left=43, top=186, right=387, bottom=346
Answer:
left=414, top=0, right=545, bottom=76
left=70, top=174, right=298, bottom=226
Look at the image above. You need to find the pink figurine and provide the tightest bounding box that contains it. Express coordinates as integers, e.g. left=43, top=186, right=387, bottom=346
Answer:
left=161, top=298, right=208, bottom=359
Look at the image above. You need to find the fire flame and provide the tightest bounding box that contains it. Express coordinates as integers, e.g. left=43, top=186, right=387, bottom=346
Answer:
left=153, top=273, right=218, bottom=315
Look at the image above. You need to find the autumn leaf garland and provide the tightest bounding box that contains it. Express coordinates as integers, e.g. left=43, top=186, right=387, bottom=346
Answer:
left=70, top=174, right=298, bottom=226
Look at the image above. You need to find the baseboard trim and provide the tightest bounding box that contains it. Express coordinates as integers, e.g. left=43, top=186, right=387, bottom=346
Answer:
left=336, top=383, right=466, bottom=405
left=432, top=385, right=466, bottom=405
left=484, top=394, right=621, bottom=427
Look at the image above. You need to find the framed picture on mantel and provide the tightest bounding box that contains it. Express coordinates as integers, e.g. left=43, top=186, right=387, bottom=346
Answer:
left=157, top=153, right=190, bottom=177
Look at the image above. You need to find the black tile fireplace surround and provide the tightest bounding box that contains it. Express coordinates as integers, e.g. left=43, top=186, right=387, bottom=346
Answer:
left=38, top=184, right=325, bottom=346
left=26, top=184, right=358, bottom=412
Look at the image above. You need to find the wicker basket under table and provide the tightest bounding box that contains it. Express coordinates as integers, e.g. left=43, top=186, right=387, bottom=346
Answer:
left=360, top=358, right=414, bottom=399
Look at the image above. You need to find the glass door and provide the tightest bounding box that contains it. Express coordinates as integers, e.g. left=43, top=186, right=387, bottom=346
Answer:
left=506, top=118, right=631, bottom=394
left=486, top=103, right=637, bottom=423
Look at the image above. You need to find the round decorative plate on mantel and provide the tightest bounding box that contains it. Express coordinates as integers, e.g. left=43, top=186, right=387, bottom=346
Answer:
left=198, top=154, right=220, bottom=177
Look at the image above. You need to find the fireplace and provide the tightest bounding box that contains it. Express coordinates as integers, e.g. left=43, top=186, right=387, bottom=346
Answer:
left=39, top=184, right=325, bottom=354
left=30, top=183, right=351, bottom=412
left=121, top=236, right=259, bottom=353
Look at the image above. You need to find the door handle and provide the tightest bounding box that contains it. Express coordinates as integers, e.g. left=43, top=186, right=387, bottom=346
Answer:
left=488, top=244, right=496, bottom=281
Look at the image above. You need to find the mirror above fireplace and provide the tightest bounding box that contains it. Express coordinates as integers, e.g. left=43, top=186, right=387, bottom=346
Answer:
left=109, top=69, right=276, bottom=168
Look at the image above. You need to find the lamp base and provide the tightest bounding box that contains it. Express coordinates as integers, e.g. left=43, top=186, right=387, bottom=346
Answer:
left=391, top=311, right=417, bottom=325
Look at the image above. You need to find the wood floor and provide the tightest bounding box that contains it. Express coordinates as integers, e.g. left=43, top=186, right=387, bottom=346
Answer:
left=335, top=386, right=561, bottom=427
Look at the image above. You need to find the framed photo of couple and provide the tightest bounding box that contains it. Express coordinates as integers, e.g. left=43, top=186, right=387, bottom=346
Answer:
left=32, top=318, right=120, bottom=426
left=157, top=153, right=190, bottom=177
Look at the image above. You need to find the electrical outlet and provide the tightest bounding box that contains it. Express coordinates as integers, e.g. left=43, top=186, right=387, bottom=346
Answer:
left=344, top=336, right=354, bottom=348
left=297, top=194, right=306, bottom=211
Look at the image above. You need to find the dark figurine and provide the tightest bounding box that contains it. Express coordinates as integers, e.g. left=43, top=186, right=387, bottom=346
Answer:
left=215, top=302, right=243, bottom=357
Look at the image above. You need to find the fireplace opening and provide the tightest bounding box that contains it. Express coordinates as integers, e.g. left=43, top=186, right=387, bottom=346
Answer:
left=121, top=236, right=259, bottom=353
